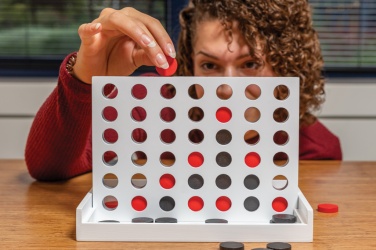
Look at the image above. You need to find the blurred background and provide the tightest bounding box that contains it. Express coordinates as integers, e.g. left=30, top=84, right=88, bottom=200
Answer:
left=0, top=0, right=375, bottom=160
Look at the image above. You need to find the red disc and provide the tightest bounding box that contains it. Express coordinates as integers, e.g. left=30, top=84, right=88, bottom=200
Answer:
left=188, top=196, right=204, bottom=211
left=318, top=203, right=338, bottom=213
left=272, top=197, right=288, bottom=212
left=156, top=56, right=178, bottom=76
left=245, top=152, right=261, bottom=168
left=104, top=200, right=118, bottom=209
left=159, top=174, right=176, bottom=189
left=188, top=152, right=204, bottom=167
left=216, top=107, right=232, bottom=123
left=131, top=196, right=147, bottom=211
left=216, top=196, right=232, bottom=211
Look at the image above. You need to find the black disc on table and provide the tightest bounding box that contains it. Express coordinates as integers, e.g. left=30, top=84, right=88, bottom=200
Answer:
left=266, top=242, right=292, bottom=250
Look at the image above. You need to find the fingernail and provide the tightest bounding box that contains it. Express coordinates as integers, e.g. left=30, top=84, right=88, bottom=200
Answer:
left=166, top=43, right=176, bottom=58
left=94, top=23, right=101, bottom=30
left=141, top=34, right=156, bottom=48
left=156, top=53, right=169, bottom=69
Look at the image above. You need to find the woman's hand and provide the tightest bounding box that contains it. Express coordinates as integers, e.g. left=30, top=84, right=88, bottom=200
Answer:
left=73, top=7, right=176, bottom=84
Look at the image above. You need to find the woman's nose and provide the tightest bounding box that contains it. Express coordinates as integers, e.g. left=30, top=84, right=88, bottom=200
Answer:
left=223, top=67, right=237, bottom=77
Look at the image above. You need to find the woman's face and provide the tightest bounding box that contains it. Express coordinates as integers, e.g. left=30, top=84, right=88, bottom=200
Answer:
left=192, top=19, right=275, bottom=99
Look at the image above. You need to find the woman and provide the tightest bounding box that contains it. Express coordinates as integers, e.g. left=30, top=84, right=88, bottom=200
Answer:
left=25, top=0, right=342, bottom=181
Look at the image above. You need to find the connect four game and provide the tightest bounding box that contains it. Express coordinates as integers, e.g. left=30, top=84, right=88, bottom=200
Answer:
left=76, top=76, right=313, bottom=242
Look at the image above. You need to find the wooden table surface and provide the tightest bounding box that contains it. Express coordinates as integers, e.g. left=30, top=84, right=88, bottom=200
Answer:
left=1, top=160, right=375, bottom=249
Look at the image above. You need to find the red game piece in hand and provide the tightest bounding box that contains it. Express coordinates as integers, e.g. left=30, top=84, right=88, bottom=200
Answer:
left=156, top=56, right=177, bottom=76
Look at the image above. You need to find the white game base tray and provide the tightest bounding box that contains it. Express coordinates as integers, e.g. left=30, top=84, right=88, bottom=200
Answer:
left=76, top=189, right=313, bottom=242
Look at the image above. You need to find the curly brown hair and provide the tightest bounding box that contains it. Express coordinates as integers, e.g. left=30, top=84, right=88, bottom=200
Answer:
left=176, top=0, right=325, bottom=125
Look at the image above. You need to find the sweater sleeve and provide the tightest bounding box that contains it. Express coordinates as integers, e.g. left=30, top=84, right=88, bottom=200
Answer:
left=25, top=53, right=93, bottom=181
left=299, top=120, right=342, bottom=160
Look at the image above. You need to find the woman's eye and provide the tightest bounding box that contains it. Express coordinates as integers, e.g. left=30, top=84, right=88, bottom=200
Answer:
left=243, top=61, right=259, bottom=69
left=201, top=63, right=217, bottom=70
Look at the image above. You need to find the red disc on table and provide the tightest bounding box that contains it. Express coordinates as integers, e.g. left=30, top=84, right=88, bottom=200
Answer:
left=156, top=56, right=178, bottom=76
left=131, top=196, right=147, bottom=211
left=318, top=203, right=338, bottom=213
left=216, top=107, right=232, bottom=123
left=188, top=152, right=204, bottom=167
left=188, top=196, right=204, bottom=211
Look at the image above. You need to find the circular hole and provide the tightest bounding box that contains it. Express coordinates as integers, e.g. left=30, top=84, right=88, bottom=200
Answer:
left=273, top=152, right=289, bottom=167
left=188, top=107, right=204, bottom=122
left=245, top=84, right=261, bottom=100
left=131, top=84, right=147, bottom=99
left=103, top=151, right=118, bottom=166
left=131, top=151, right=147, bottom=166
left=274, top=85, right=290, bottom=100
left=273, top=131, right=289, bottom=145
left=160, top=129, right=176, bottom=144
left=188, top=196, right=204, bottom=212
left=188, top=152, right=204, bottom=167
left=131, top=196, right=147, bottom=211
left=161, top=83, right=176, bottom=99
left=132, top=128, right=147, bottom=143
left=103, top=128, right=118, bottom=143
left=160, top=107, right=176, bottom=122
left=216, top=84, right=233, bottom=100
left=131, top=173, right=147, bottom=189
left=102, top=83, right=118, bottom=99
left=216, top=107, right=232, bottom=123
left=160, top=174, right=176, bottom=189
left=188, top=84, right=204, bottom=99
left=188, top=129, right=204, bottom=144
left=245, top=152, right=261, bottom=168
left=216, top=129, right=232, bottom=145
left=216, top=196, right=232, bottom=212
left=102, top=106, right=118, bottom=122
left=244, top=174, right=260, bottom=190
left=272, top=197, right=288, bottom=212
left=103, top=195, right=118, bottom=210
left=159, top=196, right=175, bottom=211
left=244, top=130, right=260, bottom=145
left=160, top=151, right=176, bottom=167
left=103, top=173, right=118, bottom=188
left=131, top=106, right=147, bottom=122
left=216, top=174, right=231, bottom=189
left=216, top=152, right=232, bottom=167
left=188, top=174, right=204, bottom=189
left=273, top=108, right=289, bottom=123
left=273, top=175, right=288, bottom=190
left=244, top=196, right=260, bottom=212
left=244, top=107, right=261, bottom=122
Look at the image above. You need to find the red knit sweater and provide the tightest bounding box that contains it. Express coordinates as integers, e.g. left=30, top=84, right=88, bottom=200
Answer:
left=25, top=53, right=342, bottom=181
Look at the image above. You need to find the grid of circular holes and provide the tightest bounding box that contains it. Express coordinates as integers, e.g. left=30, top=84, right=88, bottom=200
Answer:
left=274, top=84, right=289, bottom=101
left=273, top=130, right=289, bottom=145
left=160, top=83, right=176, bottom=99
left=131, top=151, right=147, bottom=166
left=131, top=173, right=147, bottom=189
left=132, top=128, right=147, bottom=143
left=131, top=84, right=147, bottom=99
left=216, top=129, right=232, bottom=145
left=273, top=107, right=289, bottom=123
left=160, top=151, right=175, bottom=167
left=273, top=152, right=289, bottom=167
left=244, top=107, right=260, bottom=122
left=102, top=106, right=118, bottom=122
left=160, top=107, right=176, bottom=122
left=188, top=174, right=204, bottom=189
left=216, top=84, right=232, bottom=100
left=216, top=174, right=231, bottom=189
left=216, top=152, right=232, bottom=167
left=245, top=84, right=261, bottom=100
left=131, top=106, right=147, bottom=122
left=103, top=128, right=118, bottom=144
left=103, top=195, right=118, bottom=210
left=188, top=107, right=204, bottom=122
left=273, top=175, right=288, bottom=190
left=188, top=129, right=204, bottom=144
left=102, top=173, right=118, bottom=188
left=244, top=130, right=260, bottom=145
left=188, top=84, right=204, bottom=99
left=102, top=150, right=118, bottom=166
left=102, top=83, right=118, bottom=99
